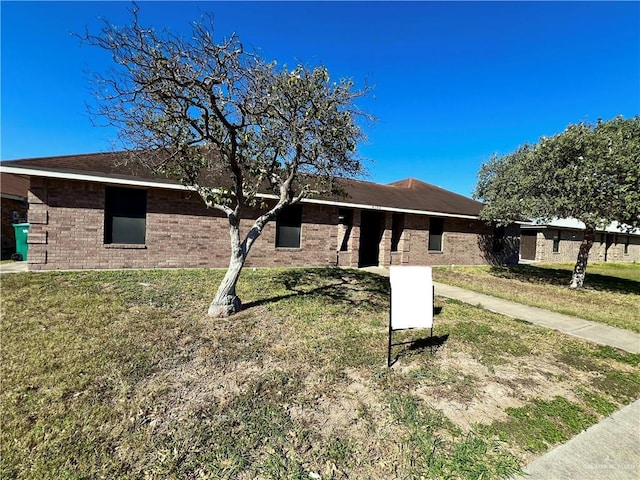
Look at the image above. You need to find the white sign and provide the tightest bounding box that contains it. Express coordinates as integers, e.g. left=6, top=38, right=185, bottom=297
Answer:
left=390, top=266, right=433, bottom=330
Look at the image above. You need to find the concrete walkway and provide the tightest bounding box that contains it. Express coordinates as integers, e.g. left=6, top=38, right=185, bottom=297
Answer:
left=362, top=266, right=640, bottom=479
left=363, top=266, right=639, bottom=354
left=0, top=261, right=28, bottom=274
left=434, top=282, right=640, bottom=354
left=512, top=399, right=640, bottom=480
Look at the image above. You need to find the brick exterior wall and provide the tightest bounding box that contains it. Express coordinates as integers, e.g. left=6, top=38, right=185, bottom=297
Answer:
left=27, top=177, right=520, bottom=271
left=532, top=229, right=640, bottom=263
left=379, top=215, right=520, bottom=266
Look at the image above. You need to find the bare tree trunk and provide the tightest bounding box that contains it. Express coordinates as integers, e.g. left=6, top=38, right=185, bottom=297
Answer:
left=207, top=211, right=275, bottom=317
left=208, top=222, right=246, bottom=317
left=569, top=226, right=595, bottom=289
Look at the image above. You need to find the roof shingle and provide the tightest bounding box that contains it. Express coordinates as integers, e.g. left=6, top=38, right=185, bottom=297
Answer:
left=0, top=152, right=483, bottom=217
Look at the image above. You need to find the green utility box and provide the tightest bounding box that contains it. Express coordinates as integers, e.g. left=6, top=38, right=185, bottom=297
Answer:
left=12, top=223, right=30, bottom=261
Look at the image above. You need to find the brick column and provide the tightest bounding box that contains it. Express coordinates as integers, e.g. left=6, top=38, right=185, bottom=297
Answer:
left=26, top=179, right=48, bottom=267
left=379, top=212, right=392, bottom=266
left=348, top=209, right=361, bottom=267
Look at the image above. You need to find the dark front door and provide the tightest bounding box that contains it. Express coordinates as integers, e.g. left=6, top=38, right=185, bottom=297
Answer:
left=520, top=231, right=537, bottom=260
left=359, top=210, right=383, bottom=267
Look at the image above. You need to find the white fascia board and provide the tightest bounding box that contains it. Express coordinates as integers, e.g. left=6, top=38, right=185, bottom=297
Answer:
left=521, top=217, right=640, bottom=236
left=0, top=165, right=193, bottom=191
left=243, top=192, right=479, bottom=219
left=300, top=197, right=481, bottom=220
left=0, top=165, right=481, bottom=220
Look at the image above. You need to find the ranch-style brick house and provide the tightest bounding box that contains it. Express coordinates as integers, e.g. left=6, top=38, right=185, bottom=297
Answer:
left=520, top=219, right=640, bottom=263
left=0, top=152, right=520, bottom=271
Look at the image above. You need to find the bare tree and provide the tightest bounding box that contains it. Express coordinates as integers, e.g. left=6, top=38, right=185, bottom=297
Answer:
left=83, top=6, right=370, bottom=316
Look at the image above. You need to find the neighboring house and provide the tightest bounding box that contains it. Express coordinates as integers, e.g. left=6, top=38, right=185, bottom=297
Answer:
left=0, top=152, right=520, bottom=271
left=0, top=173, right=29, bottom=258
left=520, top=218, right=640, bottom=263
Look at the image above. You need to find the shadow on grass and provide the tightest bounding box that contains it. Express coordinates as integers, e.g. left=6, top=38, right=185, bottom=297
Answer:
left=242, top=268, right=391, bottom=311
left=488, top=265, right=640, bottom=295
left=389, top=333, right=450, bottom=367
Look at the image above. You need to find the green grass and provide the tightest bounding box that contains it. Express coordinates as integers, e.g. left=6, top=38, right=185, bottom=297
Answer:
left=573, top=262, right=640, bottom=282
left=433, top=263, right=640, bottom=332
left=2, top=268, right=639, bottom=479
left=495, top=397, right=597, bottom=453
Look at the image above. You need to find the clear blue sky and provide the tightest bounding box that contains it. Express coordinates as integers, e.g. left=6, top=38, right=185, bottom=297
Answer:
left=2, top=1, right=639, bottom=197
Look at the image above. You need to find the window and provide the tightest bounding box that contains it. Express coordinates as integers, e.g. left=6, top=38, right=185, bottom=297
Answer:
left=391, top=213, right=404, bottom=252
left=624, top=236, right=630, bottom=255
left=552, top=230, right=560, bottom=253
left=104, top=187, right=146, bottom=244
left=428, top=218, right=444, bottom=252
left=276, top=204, right=302, bottom=248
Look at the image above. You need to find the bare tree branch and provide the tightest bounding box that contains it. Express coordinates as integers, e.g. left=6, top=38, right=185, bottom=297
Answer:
left=82, top=8, right=372, bottom=316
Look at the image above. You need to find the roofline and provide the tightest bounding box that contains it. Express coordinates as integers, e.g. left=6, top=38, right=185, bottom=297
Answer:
left=0, top=165, right=189, bottom=191
left=1, top=192, right=27, bottom=201
left=520, top=222, right=640, bottom=236
left=283, top=195, right=480, bottom=219
left=0, top=164, right=482, bottom=220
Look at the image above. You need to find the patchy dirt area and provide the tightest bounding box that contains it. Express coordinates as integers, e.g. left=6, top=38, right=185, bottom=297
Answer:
left=409, top=350, right=587, bottom=432
left=123, top=297, right=633, bottom=466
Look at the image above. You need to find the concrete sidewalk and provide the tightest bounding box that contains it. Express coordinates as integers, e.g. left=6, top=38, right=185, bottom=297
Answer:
left=434, top=282, right=640, bottom=354
left=513, top=399, right=640, bottom=480
left=0, top=261, right=28, bottom=274
left=432, top=280, right=640, bottom=480
left=362, top=265, right=639, bottom=354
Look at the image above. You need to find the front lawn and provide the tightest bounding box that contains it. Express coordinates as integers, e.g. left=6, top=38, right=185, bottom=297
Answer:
left=433, top=263, right=640, bottom=333
left=2, top=268, right=639, bottom=479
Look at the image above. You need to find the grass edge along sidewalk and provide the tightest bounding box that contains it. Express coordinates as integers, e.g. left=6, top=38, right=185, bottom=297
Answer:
left=512, top=398, right=640, bottom=480
left=434, top=281, right=640, bottom=354
left=432, top=263, right=640, bottom=333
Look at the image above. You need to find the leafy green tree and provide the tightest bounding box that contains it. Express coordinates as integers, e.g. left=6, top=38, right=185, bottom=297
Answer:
left=83, top=7, right=370, bottom=316
left=475, top=116, right=640, bottom=288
